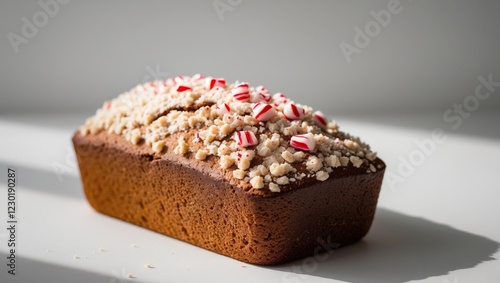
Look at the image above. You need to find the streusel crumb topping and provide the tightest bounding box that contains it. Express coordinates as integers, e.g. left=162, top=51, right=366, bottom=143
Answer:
left=80, top=74, right=379, bottom=192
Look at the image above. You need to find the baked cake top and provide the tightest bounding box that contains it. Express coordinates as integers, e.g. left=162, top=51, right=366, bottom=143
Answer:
left=79, top=74, right=382, bottom=193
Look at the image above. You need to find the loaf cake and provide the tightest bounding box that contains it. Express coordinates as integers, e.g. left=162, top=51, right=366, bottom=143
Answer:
left=73, top=74, right=385, bottom=265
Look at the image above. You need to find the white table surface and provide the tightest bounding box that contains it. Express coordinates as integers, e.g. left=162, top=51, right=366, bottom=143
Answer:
left=0, top=112, right=499, bottom=283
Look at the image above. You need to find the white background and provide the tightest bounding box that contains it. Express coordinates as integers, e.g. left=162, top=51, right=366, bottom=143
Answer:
left=1, top=1, right=499, bottom=282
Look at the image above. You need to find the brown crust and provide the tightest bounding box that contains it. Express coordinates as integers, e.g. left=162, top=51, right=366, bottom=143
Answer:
left=73, top=131, right=385, bottom=265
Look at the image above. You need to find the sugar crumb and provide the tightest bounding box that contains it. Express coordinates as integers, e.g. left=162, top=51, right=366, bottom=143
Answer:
left=316, top=171, right=329, bottom=181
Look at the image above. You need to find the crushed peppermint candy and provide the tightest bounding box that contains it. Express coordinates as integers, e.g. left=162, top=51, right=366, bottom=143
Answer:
left=235, top=131, right=258, bottom=147
left=206, top=77, right=226, bottom=90
left=192, top=73, right=205, bottom=80
left=174, top=75, right=185, bottom=84
left=313, top=111, right=328, bottom=128
left=79, top=74, right=381, bottom=193
left=176, top=85, right=191, bottom=92
left=273, top=93, right=287, bottom=106
left=217, top=103, right=231, bottom=115
left=283, top=103, right=305, bottom=120
left=253, top=86, right=271, bottom=102
left=290, top=134, right=316, bottom=152
left=231, top=82, right=251, bottom=101
left=252, top=103, right=276, bottom=122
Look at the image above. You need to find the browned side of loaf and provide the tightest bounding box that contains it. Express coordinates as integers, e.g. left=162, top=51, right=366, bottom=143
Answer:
left=72, top=132, right=384, bottom=265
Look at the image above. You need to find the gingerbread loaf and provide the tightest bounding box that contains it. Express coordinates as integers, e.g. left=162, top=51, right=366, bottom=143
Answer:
left=73, top=74, right=385, bottom=265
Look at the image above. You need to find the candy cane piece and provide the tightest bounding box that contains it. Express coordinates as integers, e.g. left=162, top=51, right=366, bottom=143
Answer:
left=217, top=103, right=231, bottom=115
left=192, top=73, right=205, bottom=80
left=176, top=85, right=191, bottom=92
left=313, top=111, right=328, bottom=128
left=231, top=82, right=250, bottom=102
left=174, top=75, right=185, bottom=84
left=252, top=103, right=276, bottom=122
left=290, top=134, right=316, bottom=151
left=205, top=77, right=226, bottom=90
left=235, top=131, right=258, bottom=147
left=283, top=103, right=305, bottom=120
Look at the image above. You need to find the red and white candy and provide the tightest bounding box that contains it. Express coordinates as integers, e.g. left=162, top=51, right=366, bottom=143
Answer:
left=313, top=111, right=328, bottom=128
left=256, top=86, right=267, bottom=93
left=252, top=86, right=271, bottom=102
left=290, top=134, right=316, bottom=152
left=176, top=85, right=191, bottom=92
left=231, top=82, right=251, bottom=102
left=252, top=103, right=276, bottom=122
left=283, top=103, right=305, bottom=120
left=258, top=92, right=271, bottom=102
left=193, top=132, right=201, bottom=142
left=272, top=93, right=288, bottom=106
left=205, top=77, right=226, bottom=90
left=165, top=77, right=175, bottom=86
left=174, top=75, right=185, bottom=85
left=192, top=73, right=205, bottom=80
left=216, top=103, right=231, bottom=115
left=235, top=131, right=258, bottom=147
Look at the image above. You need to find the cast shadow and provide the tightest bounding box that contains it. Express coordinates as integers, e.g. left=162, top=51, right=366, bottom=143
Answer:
left=0, top=161, right=84, bottom=200
left=270, top=208, right=499, bottom=283
left=0, top=251, right=127, bottom=283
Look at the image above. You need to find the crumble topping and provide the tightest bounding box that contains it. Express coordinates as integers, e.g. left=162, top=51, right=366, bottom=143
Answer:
left=80, top=74, right=380, bottom=192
